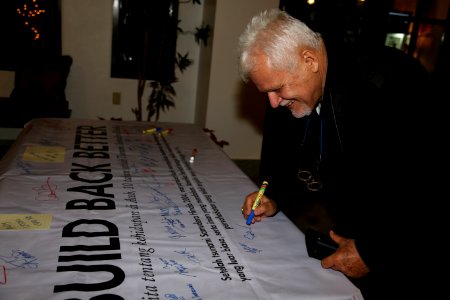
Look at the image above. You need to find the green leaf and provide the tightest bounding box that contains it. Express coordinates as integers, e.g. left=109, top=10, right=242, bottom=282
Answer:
left=176, top=52, right=193, bottom=72
left=147, top=80, right=177, bottom=121
left=177, top=19, right=183, bottom=33
left=195, top=24, right=210, bottom=46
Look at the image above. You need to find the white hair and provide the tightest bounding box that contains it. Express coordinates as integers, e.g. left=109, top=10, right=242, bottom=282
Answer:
left=238, top=8, right=323, bottom=81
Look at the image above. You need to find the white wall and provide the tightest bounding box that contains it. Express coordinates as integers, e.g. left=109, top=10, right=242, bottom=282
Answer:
left=0, top=0, right=279, bottom=159
left=204, top=0, right=278, bottom=159
left=61, top=0, right=203, bottom=123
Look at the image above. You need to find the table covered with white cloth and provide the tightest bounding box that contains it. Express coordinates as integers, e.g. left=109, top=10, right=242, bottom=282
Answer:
left=0, top=118, right=363, bottom=300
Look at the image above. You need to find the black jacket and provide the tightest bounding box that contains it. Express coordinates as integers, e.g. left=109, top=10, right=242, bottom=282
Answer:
left=259, top=45, right=438, bottom=298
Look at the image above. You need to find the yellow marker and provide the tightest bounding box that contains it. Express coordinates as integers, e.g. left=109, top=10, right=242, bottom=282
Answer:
left=246, top=181, right=268, bottom=225
left=142, top=127, right=159, bottom=134
left=159, top=128, right=173, bottom=136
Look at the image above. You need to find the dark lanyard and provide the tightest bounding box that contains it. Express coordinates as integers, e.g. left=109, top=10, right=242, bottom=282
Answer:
left=301, top=112, right=323, bottom=164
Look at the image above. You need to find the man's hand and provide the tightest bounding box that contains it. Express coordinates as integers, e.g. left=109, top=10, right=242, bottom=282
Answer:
left=321, top=230, right=370, bottom=278
left=241, top=191, right=277, bottom=224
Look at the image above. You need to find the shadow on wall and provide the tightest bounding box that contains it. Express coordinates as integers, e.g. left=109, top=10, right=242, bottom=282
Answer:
left=235, top=81, right=267, bottom=135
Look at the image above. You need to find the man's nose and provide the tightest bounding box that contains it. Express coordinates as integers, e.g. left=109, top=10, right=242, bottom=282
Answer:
left=267, top=92, right=281, bottom=108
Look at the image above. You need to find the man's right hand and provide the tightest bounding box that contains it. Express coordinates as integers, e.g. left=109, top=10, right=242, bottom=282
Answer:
left=241, top=191, right=277, bottom=224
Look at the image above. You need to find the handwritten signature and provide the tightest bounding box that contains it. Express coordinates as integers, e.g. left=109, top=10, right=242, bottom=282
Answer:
left=174, top=248, right=201, bottom=264
left=15, top=160, right=33, bottom=174
left=0, top=249, right=38, bottom=270
left=239, top=243, right=262, bottom=254
left=164, top=294, right=186, bottom=300
left=159, top=258, right=195, bottom=277
left=164, top=283, right=202, bottom=299
left=32, top=177, right=58, bottom=201
left=0, top=266, right=6, bottom=284
left=236, top=224, right=256, bottom=240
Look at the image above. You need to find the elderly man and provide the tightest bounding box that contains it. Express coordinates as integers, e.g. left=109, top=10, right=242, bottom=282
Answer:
left=238, top=8, right=437, bottom=300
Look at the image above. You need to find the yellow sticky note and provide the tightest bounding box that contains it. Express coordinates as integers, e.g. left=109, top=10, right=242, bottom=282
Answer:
left=0, top=214, right=52, bottom=230
left=22, top=146, right=65, bottom=163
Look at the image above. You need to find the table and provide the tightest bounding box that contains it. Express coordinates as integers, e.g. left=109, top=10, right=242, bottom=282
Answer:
left=0, top=118, right=363, bottom=300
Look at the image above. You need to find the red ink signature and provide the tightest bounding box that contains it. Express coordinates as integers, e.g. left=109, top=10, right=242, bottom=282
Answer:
left=32, top=177, right=58, bottom=201
left=0, top=265, right=6, bottom=284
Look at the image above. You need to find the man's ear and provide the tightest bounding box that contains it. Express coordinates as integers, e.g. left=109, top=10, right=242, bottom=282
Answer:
left=302, top=50, right=319, bottom=73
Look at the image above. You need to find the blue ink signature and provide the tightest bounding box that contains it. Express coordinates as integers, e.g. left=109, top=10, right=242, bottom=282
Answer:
left=163, top=224, right=187, bottom=239
left=174, top=248, right=201, bottom=264
left=163, top=283, right=202, bottom=300
left=236, top=224, right=256, bottom=240
left=0, top=249, right=38, bottom=269
left=239, top=243, right=262, bottom=254
left=164, top=294, right=186, bottom=300
left=159, top=258, right=196, bottom=277
left=148, top=186, right=179, bottom=208
left=15, top=160, right=33, bottom=174
left=160, top=206, right=183, bottom=216
left=187, top=283, right=202, bottom=299
left=161, top=216, right=186, bottom=230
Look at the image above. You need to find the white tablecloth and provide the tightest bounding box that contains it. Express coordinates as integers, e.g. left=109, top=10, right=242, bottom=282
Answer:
left=0, top=118, right=363, bottom=300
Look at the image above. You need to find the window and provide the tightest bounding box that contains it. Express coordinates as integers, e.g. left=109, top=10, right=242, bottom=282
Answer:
left=280, top=0, right=450, bottom=73
left=111, top=0, right=179, bottom=81
left=389, top=0, right=450, bottom=72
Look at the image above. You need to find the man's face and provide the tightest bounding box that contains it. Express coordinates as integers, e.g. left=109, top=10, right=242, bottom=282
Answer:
left=248, top=53, right=323, bottom=118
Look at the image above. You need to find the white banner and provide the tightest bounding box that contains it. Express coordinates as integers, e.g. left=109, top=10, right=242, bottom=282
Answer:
left=0, top=118, right=362, bottom=300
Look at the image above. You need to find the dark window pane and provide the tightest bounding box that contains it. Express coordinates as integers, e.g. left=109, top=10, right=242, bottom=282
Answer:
left=111, top=0, right=179, bottom=81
